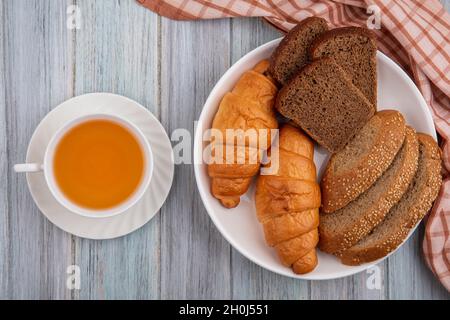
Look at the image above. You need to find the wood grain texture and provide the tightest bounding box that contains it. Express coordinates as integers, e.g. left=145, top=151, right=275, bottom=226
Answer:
left=159, top=17, right=232, bottom=299
left=387, top=226, right=450, bottom=299
left=0, top=0, right=449, bottom=299
left=72, top=0, right=160, bottom=299
left=1, top=0, right=73, bottom=299
left=0, top=0, right=8, bottom=299
left=351, top=264, right=388, bottom=300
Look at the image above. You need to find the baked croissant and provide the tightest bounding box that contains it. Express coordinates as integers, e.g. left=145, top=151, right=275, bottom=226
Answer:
left=208, top=60, right=278, bottom=208
left=255, top=124, right=321, bottom=274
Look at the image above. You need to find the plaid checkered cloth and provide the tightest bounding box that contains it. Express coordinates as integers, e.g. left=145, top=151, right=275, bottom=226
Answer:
left=137, top=0, right=450, bottom=290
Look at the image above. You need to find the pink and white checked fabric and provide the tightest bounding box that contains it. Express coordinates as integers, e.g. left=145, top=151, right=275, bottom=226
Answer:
left=137, top=0, right=450, bottom=291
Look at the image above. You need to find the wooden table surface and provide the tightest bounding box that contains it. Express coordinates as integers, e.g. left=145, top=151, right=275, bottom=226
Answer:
left=1, top=0, right=449, bottom=300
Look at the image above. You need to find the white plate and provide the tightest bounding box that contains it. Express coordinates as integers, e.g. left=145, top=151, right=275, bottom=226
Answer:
left=26, top=93, right=174, bottom=239
left=193, top=38, right=436, bottom=280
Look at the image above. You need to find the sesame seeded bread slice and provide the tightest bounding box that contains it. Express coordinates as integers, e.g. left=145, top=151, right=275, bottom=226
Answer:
left=319, top=126, right=419, bottom=254
left=310, top=27, right=377, bottom=106
left=321, top=110, right=406, bottom=213
left=340, top=133, right=442, bottom=265
left=275, top=57, right=375, bottom=153
left=269, top=17, right=328, bottom=86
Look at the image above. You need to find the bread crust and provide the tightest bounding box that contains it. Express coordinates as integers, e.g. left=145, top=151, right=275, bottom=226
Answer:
left=208, top=61, right=278, bottom=208
left=319, top=126, right=419, bottom=254
left=275, top=57, right=375, bottom=153
left=321, top=110, right=406, bottom=213
left=276, top=229, right=319, bottom=266
left=309, top=26, right=377, bottom=56
left=263, top=209, right=319, bottom=246
left=255, top=124, right=321, bottom=274
left=340, top=133, right=442, bottom=265
left=256, top=178, right=321, bottom=220
left=309, top=26, right=377, bottom=106
left=292, top=249, right=318, bottom=274
left=269, top=17, right=328, bottom=85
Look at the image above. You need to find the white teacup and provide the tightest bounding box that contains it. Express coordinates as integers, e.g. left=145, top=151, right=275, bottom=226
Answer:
left=14, top=113, right=153, bottom=218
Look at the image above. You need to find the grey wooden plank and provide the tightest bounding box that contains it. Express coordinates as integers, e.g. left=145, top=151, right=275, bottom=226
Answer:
left=232, top=254, right=311, bottom=299
left=310, top=277, right=354, bottom=300
left=72, top=0, right=160, bottom=299
left=229, top=17, right=311, bottom=300
left=388, top=225, right=450, bottom=299
left=159, top=18, right=232, bottom=299
left=313, top=263, right=388, bottom=300
left=2, top=0, right=74, bottom=299
left=350, top=263, right=388, bottom=300
left=0, top=0, right=9, bottom=300
left=310, top=258, right=388, bottom=300
left=444, top=0, right=450, bottom=11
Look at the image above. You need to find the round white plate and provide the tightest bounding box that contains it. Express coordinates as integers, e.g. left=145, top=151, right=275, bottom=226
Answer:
left=26, top=93, right=174, bottom=239
left=194, top=38, right=437, bottom=280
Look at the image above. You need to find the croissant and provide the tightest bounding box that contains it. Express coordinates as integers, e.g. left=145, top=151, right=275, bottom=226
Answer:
left=255, top=124, right=321, bottom=274
left=208, top=60, right=278, bottom=208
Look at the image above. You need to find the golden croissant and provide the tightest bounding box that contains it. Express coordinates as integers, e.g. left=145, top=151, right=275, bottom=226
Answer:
left=255, top=124, right=321, bottom=274
left=208, top=60, right=278, bottom=208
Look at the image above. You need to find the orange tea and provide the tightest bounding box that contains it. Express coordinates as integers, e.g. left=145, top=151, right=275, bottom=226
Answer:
left=53, top=119, right=145, bottom=210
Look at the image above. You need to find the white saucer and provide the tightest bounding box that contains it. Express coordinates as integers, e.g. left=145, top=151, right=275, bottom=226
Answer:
left=25, top=93, right=174, bottom=239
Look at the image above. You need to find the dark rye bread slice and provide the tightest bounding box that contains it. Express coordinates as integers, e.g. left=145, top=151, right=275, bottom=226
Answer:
left=321, top=110, right=406, bottom=213
left=275, top=57, right=375, bottom=153
left=319, top=127, right=419, bottom=254
left=340, top=133, right=442, bottom=265
left=269, top=17, right=328, bottom=85
left=310, top=27, right=377, bottom=106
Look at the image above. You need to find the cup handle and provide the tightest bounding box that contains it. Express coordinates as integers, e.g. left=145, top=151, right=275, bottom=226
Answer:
left=14, top=163, right=44, bottom=173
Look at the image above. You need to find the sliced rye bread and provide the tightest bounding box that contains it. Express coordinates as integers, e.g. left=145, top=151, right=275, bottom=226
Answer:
left=319, top=126, right=419, bottom=254
left=340, top=133, right=442, bottom=265
left=275, top=57, right=375, bottom=153
left=310, top=27, right=377, bottom=106
left=321, top=110, right=406, bottom=213
left=269, top=17, right=328, bottom=86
